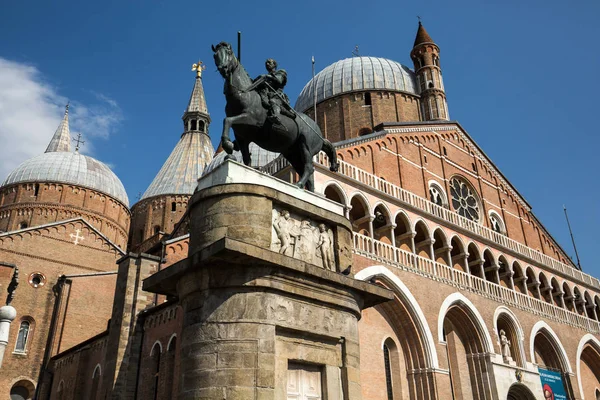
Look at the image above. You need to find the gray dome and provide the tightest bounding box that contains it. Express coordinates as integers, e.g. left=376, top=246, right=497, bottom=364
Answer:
left=295, top=56, right=418, bottom=112
left=2, top=152, right=129, bottom=206
left=202, top=143, right=280, bottom=177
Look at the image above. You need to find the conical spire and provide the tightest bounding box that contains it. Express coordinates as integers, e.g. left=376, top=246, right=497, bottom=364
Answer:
left=185, top=61, right=209, bottom=116
left=413, top=21, right=435, bottom=47
left=140, top=131, right=214, bottom=200
left=139, top=64, right=214, bottom=202
left=45, top=104, right=71, bottom=153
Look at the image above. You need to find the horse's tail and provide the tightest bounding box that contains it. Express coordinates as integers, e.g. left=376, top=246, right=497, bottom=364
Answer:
left=321, top=139, right=339, bottom=172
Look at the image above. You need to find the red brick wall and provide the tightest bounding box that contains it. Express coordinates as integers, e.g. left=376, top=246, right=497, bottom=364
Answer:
left=335, top=126, right=572, bottom=264
left=129, top=194, right=190, bottom=250
left=0, top=182, right=130, bottom=249
left=0, top=220, right=120, bottom=396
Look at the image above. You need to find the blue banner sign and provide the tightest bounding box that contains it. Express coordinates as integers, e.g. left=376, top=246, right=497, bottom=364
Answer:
left=539, top=368, right=567, bottom=400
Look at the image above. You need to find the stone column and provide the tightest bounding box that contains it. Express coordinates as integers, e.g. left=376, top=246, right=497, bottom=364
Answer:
left=143, top=161, right=392, bottom=400
left=0, top=305, right=16, bottom=368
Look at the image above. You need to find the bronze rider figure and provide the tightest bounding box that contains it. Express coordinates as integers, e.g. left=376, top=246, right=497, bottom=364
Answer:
left=249, top=58, right=294, bottom=126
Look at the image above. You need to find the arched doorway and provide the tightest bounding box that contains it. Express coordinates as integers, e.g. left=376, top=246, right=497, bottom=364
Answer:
left=441, top=296, right=494, bottom=400
left=506, top=383, right=536, bottom=400
left=356, top=267, right=438, bottom=400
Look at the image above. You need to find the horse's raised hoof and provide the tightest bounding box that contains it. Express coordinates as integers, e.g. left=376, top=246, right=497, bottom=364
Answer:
left=296, top=182, right=305, bottom=190
left=222, top=139, right=235, bottom=154
left=330, top=162, right=340, bottom=172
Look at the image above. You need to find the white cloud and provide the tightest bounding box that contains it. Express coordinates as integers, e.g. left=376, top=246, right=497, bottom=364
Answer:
left=0, top=57, right=123, bottom=180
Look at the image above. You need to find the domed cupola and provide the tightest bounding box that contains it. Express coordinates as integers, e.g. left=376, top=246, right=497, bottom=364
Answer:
left=0, top=105, right=131, bottom=249
left=129, top=63, right=215, bottom=251
left=294, top=57, right=421, bottom=142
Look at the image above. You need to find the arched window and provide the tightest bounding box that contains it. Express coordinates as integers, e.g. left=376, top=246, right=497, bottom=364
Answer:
left=165, top=336, right=177, bottom=399
left=15, top=320, right=31, bottom=353
left=149, top=343, right=162, bottom=400
left=382, top=338, right=401, bottom=400
left=489, top=211, right=506, bottom=235
left=153, top=225, right=161, bottom=235
left=428, top=181, right=448, bottom=208
left=190, top=120, right=197, bottom=131
left=18, top=221, right=28, bottom=230
left=91, top=364, right=101, bottom=400
left=365, top=93, right=372, bottom=106
left=199, top=121, right=205, bottom=132
left=449, top=176, right=481, bottom=222
left=171, top=202, right=177, bottom=212
left=383, top=344, right=394, bottom=400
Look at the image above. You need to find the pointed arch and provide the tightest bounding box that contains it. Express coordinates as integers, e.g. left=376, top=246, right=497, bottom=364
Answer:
left=493, top=306, right=526, bottom=367
left=92, top=363, right=102, bottom=378
left=355, top=266, right=439, bottom=368
left=498, top=255, right=512, bottom=289
left=530, top=321, right=572, bottom=373
left=439, top=292, right=495, bottom=399
left=563, top=282, right=575, bottom=312
left=432, top=228, right=450, bottom=266
left=150, top=340, right=163, bottom=356
left=393, top=211, right=413, bottom=252
left=526, top=267, right=540, bottom=299
left=585, top=291, right=597, bottom=320
left=467, top=242, right=483, bottom=278
left=437, top=292, right=494, bottom=352
left=576, top=334, right=600, bottom=400
left=373, top=202, right=393, bottom=244
left=512, top=262, right=526, bottom=294
left=482, top=248, right=499, bottom=284
left=550, top=277, right=562, bottom=307
left=349, top=192, right=371, bottom=234
left=413, top=219, right=432, bottom=259
left=539, top=272, right=552, bottom=303
left=449, top=235, right=467, bottom=272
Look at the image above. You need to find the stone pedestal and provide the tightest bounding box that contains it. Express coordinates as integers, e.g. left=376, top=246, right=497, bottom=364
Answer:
left=144, top=161, right=392, bottom=400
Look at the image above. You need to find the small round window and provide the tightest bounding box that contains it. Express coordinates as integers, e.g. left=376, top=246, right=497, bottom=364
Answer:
left=449, top=177, right=480, bottom=222
left=28, top=272, right=46, bottom=288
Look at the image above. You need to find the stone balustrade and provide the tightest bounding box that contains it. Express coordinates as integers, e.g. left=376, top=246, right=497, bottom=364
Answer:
left=262, top=153, right=600, bottom=291
left=352, top=232, right=600, bottom=334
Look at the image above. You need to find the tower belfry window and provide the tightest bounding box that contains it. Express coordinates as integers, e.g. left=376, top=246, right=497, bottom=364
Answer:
left=34, top=184, right=40, bottom=197
left=199, top=121, right=205, bottom=132
left=365, top=93, right=372, bottom=106
left=191, top=120, right=197, bottom=131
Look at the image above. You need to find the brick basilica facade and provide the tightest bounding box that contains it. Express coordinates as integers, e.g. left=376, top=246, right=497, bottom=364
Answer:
left=1, top=22, right=600, bottom=400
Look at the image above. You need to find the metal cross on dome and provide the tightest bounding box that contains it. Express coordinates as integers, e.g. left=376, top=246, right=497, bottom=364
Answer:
left=192, top=60, right=206, bottom=78
left=70, top=229, right=84, bottom=245
left=72, top=133, right=85, bottom=152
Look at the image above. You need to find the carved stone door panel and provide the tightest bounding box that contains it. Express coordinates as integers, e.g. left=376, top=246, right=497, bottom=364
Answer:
left=287, top=363, right=322, bottom=400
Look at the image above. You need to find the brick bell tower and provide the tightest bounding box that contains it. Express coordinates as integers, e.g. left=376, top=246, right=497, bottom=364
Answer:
left=411, top=20, right=449, bottom=121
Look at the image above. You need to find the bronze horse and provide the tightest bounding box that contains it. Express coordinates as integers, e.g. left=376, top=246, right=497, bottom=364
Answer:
left=212, top=42, right=338, bottom=192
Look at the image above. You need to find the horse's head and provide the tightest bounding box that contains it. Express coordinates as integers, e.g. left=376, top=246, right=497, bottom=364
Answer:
left=212, top=42, right=236, bottom=78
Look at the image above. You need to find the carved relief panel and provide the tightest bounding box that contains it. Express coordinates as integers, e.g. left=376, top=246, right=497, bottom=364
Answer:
left=271, top=207, right=336, bottom=272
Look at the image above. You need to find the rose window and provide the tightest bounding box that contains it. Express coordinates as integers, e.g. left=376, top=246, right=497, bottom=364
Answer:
left=449, top=177, right=480, bottom=222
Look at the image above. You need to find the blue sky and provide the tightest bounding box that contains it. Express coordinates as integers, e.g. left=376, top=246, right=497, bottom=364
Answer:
left=1, top=0, right=599, bottom=275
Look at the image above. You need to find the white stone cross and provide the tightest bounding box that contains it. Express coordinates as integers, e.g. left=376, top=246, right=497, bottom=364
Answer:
left=70, top=229, right=84, bottom=245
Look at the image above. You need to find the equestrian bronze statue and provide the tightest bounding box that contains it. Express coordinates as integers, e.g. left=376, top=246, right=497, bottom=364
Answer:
left=212, top=42, right=338, bottom=192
